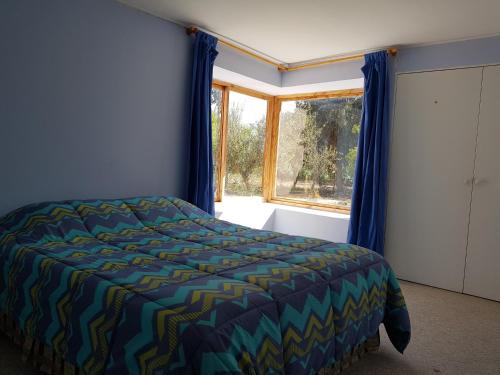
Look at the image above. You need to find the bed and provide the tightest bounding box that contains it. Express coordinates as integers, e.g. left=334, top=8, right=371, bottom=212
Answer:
left=0, top=196, right=410, bottom=375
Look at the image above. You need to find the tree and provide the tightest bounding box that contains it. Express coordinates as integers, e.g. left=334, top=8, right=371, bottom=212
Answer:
left=211, top=89, right=223, bottom=191
left=345, top=124, right=360, bottom=185
left=211, top=91, right=362, bottom=201
left=275, top=110, right=306, bottom=196
left=297, top=97, right=362, bottom=195
left=277, top=96, right=362, bottom=200
left=225, top=103, right=265, bottom=194
left=297, top=109, right=336, bottom=197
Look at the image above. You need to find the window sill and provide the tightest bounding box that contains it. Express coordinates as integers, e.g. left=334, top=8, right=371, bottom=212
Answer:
left=268, top=198, right=350, bottom=216
left=215, top=196, right=350, bottom=219
left=215, top=196, right=350, bottom=243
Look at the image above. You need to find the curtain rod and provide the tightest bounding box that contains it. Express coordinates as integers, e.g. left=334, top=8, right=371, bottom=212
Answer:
left=281, top=48, right=398, bottom=72
left=186, top=26, right=397, bottom=72
left=186, top=26, right=283, bottom=68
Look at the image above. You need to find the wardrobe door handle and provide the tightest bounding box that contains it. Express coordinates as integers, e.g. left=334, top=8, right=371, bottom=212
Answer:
left=474, top=178, right=486, bottom=186
left=464, top=178, right=473, bottom=185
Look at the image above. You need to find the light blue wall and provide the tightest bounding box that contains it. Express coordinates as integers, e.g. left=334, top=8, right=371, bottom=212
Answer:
left=0, top=0, right=193, bottom=216
left=282, top=35, right=500, bottom=87
left=214, top=45, right=363, bottom=88
left=394, top=35, right=500, bottom=74
left=281, top=60, right=364, bottom=87
left=215, top=44, right=282, bottom=86
left=3, top=0, right=499, bottom=218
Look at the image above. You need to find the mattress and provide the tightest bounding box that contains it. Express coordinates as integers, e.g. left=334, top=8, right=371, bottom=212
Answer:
left=0, top=196, right=410, bottom=375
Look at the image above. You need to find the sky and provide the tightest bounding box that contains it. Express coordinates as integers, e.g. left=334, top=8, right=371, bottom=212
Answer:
left=229, top=91, right=267, bottom=124
left=219, top=90, right=297, bottom=124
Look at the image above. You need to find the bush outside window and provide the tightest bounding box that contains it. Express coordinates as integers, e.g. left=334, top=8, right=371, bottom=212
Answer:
left=275, top=96, right=362, bottom=208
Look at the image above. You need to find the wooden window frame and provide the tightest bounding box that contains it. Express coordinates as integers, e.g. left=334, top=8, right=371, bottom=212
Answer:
left=212, top=80, right=273, bottom=202
left=211, top=80, right=363, bottom=213
left=211, top=82, right=227, bottom=202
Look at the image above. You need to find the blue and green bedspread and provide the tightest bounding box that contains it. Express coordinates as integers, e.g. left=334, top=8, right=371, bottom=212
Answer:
left=0, top=196, right=410, bottom=375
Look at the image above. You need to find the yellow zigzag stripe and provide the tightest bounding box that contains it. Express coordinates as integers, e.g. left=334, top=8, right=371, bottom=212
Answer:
left=255, top=337, right=283, bottom=373
left=283, top=309, right=335, bottom=361
left=128, top=271, right=197, bottom=291
left=127, top=199, right=171, bottom=211
left=53, top=270, right=88, bottom=354
left=76, top=203, right=133, bottom=216
left=6, top=247, right=32, bottom=311
left=0, top=232, right=17, bottom=247
left=155, top=249, right=205, bottom=260
left=23, top=207, right=79, bottom=231
left=245, top=267, right=311, bottom=290
left=141, top=283, right=264, bottom=374
left=83, top=285, right=129, bottom=375
left=40, top=236, right=101, bottom=248
left=26, top=257, right=59, bottom=337
left=334, top=284, right=387, bottom=333
left=97, top=227, right=155, bottom=241
left=196, top=258, right=255, bottom=273
left=139, top=346, right=159, bottom=375
left=123, top=239, right=166, bottom=251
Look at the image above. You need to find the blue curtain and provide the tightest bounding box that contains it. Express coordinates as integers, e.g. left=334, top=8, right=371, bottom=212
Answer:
left=187, top=32, right=218, bottom=215
left=348, top=51, right=390, bottom=255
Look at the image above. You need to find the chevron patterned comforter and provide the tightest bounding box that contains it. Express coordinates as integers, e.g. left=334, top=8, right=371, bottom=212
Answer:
left=0, top=196, right=410, bottom=375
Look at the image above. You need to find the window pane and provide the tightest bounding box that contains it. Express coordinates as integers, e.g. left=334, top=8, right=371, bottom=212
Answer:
left=225, top=91, right=267, bottom=197
left=211, top=87, right=222, bottom=197
left=275, top=96, right=363, bottom=208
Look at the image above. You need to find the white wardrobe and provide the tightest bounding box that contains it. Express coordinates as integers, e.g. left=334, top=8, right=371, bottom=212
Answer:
left=385, top=65, right=500, bottom=302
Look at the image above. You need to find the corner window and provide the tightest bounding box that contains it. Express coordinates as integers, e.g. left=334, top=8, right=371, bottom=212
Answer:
left=211, top=81, right=362, bottom=212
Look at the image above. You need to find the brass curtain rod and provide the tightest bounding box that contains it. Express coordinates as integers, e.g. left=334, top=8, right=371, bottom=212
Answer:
left=186, top=26, right=397, bottom=72
left=186, top=26, right=283, bottom=68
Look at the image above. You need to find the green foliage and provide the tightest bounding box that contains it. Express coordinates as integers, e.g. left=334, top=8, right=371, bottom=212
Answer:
left=298, top=110, right=336, bottom=197
left=210, top=89, right=362, bottom=203
left=345, top=146, right=358, bottom=183
left=275, top=110, right=306, bottom=188
left=211, top=89, right=223, bottom=192
left=277, top=96, right=362, bottom=202
left=344, top=123, right=360, bottom=182
left=211, top=111, right=221, bottom=163
left=225, top=103, right=265, bottom=195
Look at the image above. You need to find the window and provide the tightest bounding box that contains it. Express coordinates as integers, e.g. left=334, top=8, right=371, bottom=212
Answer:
left=225, top=91, right=268, bottom=197
left=273, top=94, right=363, bottom=209
left=211, top=80, right=362, bottom=212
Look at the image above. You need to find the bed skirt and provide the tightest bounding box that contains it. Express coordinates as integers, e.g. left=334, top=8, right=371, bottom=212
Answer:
left=0, top=311, right=380, bottom=375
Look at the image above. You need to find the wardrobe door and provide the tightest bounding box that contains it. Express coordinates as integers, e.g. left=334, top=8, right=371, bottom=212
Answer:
left=385, top=68, right=482, bottom=292
left=464, top=65, right=500, bottom=302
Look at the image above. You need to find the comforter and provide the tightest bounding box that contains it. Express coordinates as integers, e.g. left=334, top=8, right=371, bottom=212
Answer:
left=0, top=196, right=410, bottom=375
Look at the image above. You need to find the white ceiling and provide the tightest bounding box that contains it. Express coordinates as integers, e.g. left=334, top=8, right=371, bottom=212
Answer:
left=119, top=0, right=500, bottom=64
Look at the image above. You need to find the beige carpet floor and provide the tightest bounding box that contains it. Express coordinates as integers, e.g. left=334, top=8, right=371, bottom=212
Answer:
left=1, top=281, right=499, bottom=375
